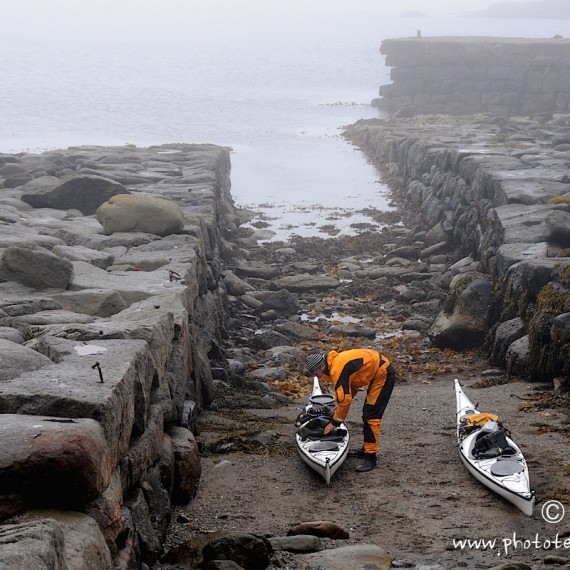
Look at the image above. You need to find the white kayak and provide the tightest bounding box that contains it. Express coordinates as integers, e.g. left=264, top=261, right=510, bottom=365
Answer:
left=454, top=379, right=535, bottom=516
left=295, top=376, right=349, bottom=484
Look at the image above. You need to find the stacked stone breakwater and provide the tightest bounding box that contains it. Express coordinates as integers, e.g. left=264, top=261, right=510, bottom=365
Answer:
left=344, top=113, right=570, bottom=388
left=0, top=120, right=569, bottom=567
left=375, top=37, right=570, bottom=117
left=0, top=144, right=244, bottom=568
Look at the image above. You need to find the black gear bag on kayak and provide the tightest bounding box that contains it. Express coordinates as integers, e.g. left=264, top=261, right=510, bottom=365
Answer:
left=472, top=426, right=515, bottom=459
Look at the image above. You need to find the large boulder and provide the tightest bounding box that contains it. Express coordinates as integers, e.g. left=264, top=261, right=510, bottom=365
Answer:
left=51, top=289, right=127, bottom=318
left=551, top=312, right=570, bottom=347
left=11, top=309, right=95, bottom=326
left=0, top=327, right=24, bottom=344
left=300, top=544, right=391, bottom=570
left=202, top=532, right=273, bottom=570
left=259, top=289, right=299, bottom=317
left=0, top=339, right=53, bottom=381
left=235, top=262, right=280, bottom=280
left=428, top=274, right=493, bottom=350
left=545, top=209, right=570, bottom=247
left=21, top=175, right=129, bottom=215
left=0, top=518, right=66, bottom=568
left=491, top=317, right=526, bottom=366
left=123, top=488, right=162, bottom=564
left=167, top=426, right=201, bottom=505
left=0, top=204, right=25, bottom=224
left=249, top=329, right=292, bottom=350
left=0, top=246, right=74, bottom=290
left=0, top=414, right=112, bottom=509
left=506, top=335, right=530, bottom=377
left=52, top=244, right=114, bottom=270
left=2, top=511, right=113, bottom=570
left=96, top=194, right=185, bottom=236
left=20, top=174, right=61, bottom=195
left=222, top=270, right=255, bottom=296
left=272, top=273, right=340, bottom=292
left=162, top=531, right=272, bottom=569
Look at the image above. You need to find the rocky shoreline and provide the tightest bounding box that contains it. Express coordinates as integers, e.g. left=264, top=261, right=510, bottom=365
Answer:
left=162, top=208, right=570, bottom=568
left=0, top=144, right=239, bottom=568
left=0, top=113, right=568, bottom=569
left=345, top=113, right=570, bottom=388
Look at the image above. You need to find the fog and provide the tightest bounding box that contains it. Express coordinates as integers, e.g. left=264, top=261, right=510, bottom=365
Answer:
left=5, top=0, right=538, bottom=33
left=5, top=0, right=557, bottom=50
left=2, top=0, right=566, bottom=237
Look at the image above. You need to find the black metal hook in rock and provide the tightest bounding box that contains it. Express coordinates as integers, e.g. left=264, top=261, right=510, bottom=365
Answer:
left=169, top=269, right=182, bottom=282
left=92, top=361, right=104, bottom=383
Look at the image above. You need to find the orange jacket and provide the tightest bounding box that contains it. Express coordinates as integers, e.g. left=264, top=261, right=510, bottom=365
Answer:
left=320, top=349, right=390, bottom=423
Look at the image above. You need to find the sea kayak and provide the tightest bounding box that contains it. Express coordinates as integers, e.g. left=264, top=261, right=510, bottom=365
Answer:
left=295, top=376, right=349, bottom=484
left=454, top=379, right=535, bottom=516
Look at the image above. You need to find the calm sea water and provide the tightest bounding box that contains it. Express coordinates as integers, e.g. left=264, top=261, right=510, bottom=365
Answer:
left=2, top=2, right=568, bottom=241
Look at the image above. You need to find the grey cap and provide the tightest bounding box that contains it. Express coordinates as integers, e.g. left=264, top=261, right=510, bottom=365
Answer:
left=305, top=352, right=326, bottom=375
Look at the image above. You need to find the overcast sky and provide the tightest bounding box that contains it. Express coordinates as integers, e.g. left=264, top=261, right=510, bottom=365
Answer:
left=7, top=0, right=535, bottom=26
left=5, top=0, right=552, bottom=46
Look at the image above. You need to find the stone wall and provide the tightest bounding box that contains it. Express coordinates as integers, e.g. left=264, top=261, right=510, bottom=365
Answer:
left=375, top=37, right=570, bottom=117
left=345, top=114, right=570, bottom=386
left=0, top=144, right=244, bottom=568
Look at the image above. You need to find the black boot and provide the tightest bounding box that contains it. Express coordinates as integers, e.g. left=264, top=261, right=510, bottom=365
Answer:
left=355, top=453, right=377, bottom=472
left=348, top=448, right=365, bottom=458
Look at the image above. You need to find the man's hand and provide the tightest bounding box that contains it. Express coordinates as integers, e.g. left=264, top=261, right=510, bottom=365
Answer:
left=323, top=423, right=335, bottom=435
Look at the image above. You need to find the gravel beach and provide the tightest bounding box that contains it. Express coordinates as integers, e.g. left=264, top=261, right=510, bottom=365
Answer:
left=162, top=225, right=570, bottom=570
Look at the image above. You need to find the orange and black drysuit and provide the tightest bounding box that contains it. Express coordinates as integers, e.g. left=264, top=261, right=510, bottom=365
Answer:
left=320, top=348, right=395, bottom=455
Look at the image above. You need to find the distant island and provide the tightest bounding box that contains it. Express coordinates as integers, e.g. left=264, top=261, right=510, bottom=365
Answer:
left=398, top=10, right=428, bottom=18
left=472, top=0, right=570, bottom=19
